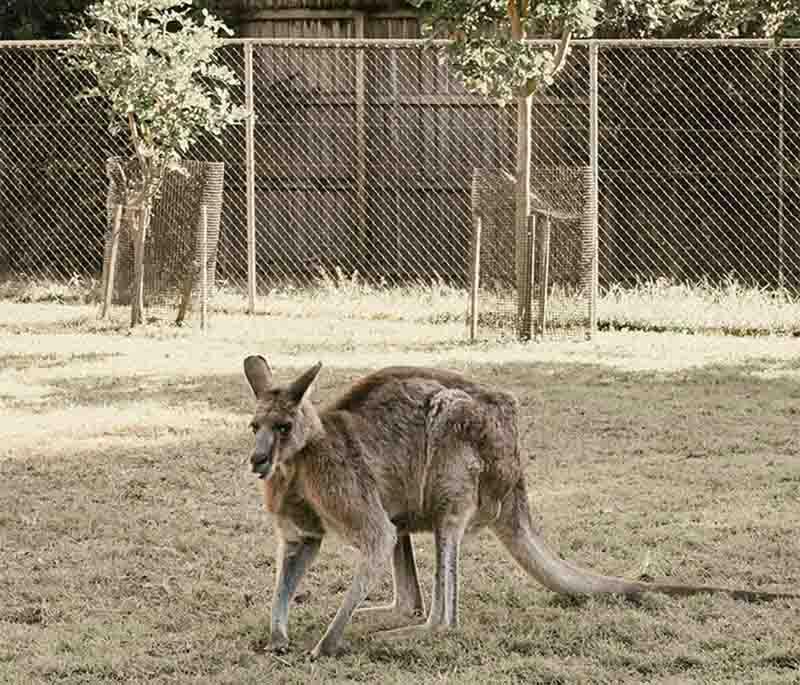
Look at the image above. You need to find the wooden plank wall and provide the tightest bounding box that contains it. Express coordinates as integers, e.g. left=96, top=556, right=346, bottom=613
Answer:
left=598, top=46, right=800, bottom=290
left=247, top=28, right=534, bottom=286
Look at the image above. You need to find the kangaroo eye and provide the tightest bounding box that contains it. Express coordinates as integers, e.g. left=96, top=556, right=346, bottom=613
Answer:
left=249, top=422, right=258, bottom=435
left=274, top=422, right=292, bottom=435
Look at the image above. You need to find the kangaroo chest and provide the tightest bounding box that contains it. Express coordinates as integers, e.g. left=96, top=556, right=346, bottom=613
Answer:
left=261, top=471, right=324, bottom=538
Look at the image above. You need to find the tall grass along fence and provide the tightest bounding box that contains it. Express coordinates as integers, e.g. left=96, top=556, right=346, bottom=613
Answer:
left=0, top=38, right=799, bottom=335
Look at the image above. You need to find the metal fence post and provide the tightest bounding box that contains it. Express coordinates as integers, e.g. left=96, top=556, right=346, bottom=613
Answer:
left=778, top=48, right=785, bottom=290
left=588, top=41, right=600, bottom=339
left=520, top=213, right=537, bottom=341
left=200, top=204, right=208, bottom=332
left=245, top=42, right=257, bottom=314
left=100, top=204, right=124, bottom=318
left=355, top=17, right=368, bottom=265
left=468, top=214, right=482, bottom=341
left=536, top=213, right=551, bottom=340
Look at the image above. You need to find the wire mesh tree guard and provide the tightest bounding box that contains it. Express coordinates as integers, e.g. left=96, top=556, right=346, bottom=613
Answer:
left=469, top=166, right=596, bottom=340
left=101, top=159, right=225, bottom=328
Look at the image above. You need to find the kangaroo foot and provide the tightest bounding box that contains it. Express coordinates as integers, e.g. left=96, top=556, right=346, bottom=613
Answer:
left=266, top=634, right=290, bottom=655
left=372, top=622, right=449, bottom=642
left=355, top=602, right=426, bottom=622
left=310, top=637, right=347, bottom=660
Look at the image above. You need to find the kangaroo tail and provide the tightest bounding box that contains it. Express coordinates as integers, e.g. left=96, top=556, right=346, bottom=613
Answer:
left=492, top=480, right=797, bottom=602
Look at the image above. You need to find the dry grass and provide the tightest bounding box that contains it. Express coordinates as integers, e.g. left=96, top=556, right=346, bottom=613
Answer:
left=2, top=272, right=799, bottom=335
left=1, top=299, right=800, bottom=685
left=601, top=276, right=800, bottom=336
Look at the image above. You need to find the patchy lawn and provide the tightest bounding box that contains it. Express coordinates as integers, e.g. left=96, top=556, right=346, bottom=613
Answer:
left=1, top=301, right=799, bottom=685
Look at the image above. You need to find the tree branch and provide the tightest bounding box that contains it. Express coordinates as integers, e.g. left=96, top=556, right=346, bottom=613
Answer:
left=523, top=23, right=573, bottom=96
left=550, top=24, right=574, bottom=77
left=508, top=0, right=523, bottom=40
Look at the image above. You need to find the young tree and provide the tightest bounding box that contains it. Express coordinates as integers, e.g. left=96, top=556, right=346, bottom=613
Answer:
left=64, top=0, right=247, bottom=326
left=0, top=0, right=241, bottom=39
left=598, top=0, right=800, bottom=38
left=414, top=0, right=799, bottom=334
left=415, top=0, right=598, bottom=330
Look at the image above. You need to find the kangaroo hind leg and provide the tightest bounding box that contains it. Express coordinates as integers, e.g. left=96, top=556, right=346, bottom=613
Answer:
left=427, top=516, right=469, bottom=629
left=374, top=388, right=480, bottom=642
left=354, top=534, right=426, bottom=621
left=374, top=510, right=472, bottom=641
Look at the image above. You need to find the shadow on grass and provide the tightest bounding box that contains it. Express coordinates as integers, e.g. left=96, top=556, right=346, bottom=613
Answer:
left=36, top=355, right=800, bottom=417
left=4, top=353, right=800, bottom=683
left=0, top=351, right=122, bottom=372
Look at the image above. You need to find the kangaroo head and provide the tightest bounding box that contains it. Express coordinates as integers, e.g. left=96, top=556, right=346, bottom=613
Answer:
left=243, top=355, right=323, bottom=481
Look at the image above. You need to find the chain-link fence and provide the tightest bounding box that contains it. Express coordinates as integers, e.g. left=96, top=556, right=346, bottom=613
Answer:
left=0, top=40, right=247, bottom=325
left=1, top=39, right=799, bottom=333
left=599, top=41, right=800, bottom=293
left=243, top=41, right=592, bottom=337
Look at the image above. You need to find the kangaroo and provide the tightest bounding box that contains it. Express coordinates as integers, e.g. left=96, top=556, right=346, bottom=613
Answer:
left=243, top=356, right=797, bottom=659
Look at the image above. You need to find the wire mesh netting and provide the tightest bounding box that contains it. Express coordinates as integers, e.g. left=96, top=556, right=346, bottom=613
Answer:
left=246, top=43, right=515, bottom=287
left=470, top=165, right=594, bottom=339
left=242, top=41, right=591, bottom=336
left=2, top=39, right=800, bottom=336
left=527, top=166, right=595, bottom=339
left=103, top=158, right=225, bottom=325
left=0, top=39, right=591, bottom=335
left=0, top=42, right=246, bottom=326
left=598, top=44, right=800, bottom=292
left=0, top=43, right=119, bottom=281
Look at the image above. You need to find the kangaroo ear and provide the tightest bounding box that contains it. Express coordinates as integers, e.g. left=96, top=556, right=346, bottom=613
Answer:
left=287, top=361, right=322, bottom=404
left=244, top=355, right=272, bottom=398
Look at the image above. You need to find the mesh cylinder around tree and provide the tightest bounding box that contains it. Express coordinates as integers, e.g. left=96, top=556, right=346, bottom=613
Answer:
left=103, top=158, right=225, bottom=324
left=470, top=166, right=595, bottom=339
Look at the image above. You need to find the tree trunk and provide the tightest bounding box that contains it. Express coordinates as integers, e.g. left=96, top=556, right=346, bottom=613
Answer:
left=100, top=204, right=124, bottom=319
left=510, top=3, right=532, bottom=339
left=515, top=94, right=532, bottom=337
left=130, top=206, right=151, bottom=327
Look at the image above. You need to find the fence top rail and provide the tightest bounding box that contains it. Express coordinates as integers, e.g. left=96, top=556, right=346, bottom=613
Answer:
left=582, top=37, right=799, bottom=47
left=224, top=37, right=800, bottom=48
left=2, top=37, right=800, bottom=50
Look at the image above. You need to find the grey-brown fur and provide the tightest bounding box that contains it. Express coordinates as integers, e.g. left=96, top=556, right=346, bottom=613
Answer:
left=243, top=357, right=797, bottom=659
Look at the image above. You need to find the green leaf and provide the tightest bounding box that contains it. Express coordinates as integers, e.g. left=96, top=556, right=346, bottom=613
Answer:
left=61, top=0, right=248, bottom=207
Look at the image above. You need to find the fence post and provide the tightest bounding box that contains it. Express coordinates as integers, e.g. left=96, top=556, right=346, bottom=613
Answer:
left=778, top=48, right=785, bottom=290
left=200, top=204, right=208, bottom=332
left=468, top=214, right=482, bottom=342
left=355, top=16, right=368, bottom=264
left=520, top=213, right=537, bottom=340
left=536, top=213, right=551, bottom=340
left=588, top=41, right=600, bottom=339
left=245, top=42, right=257, bottom=314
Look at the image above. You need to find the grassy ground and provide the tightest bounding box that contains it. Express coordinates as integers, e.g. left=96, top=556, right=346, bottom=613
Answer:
left=2, top=297, right=800, bottom=685
left=2, top=273, right=799, bottom=335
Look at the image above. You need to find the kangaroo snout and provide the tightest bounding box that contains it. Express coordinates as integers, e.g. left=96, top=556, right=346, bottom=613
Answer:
left=251, top=450, right=269, bottom=468
left=250, top=450, right=272, bottom=478
left=250, top=426, right=276, bottom=478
